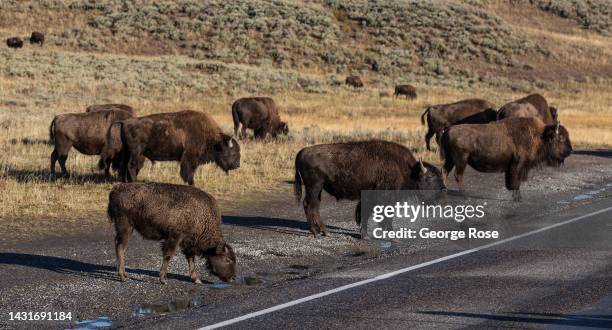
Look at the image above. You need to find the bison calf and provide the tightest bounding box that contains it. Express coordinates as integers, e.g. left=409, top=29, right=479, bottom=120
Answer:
left=231, top=97, right=288, bottom=139
left=6, top=37, right=23, bottom=49
left=440, top=118, right=572, bottom=201
left=30, top=32, right=44, bottom=46
left=294, top=140, right=446, bottom=237
left=49, top=110, right=134, bottom=178
left=394, top=84, right=417, bottom=99
left=108, top=182, right=236, bottom=284
left=345, top=75, right=364, bottom=88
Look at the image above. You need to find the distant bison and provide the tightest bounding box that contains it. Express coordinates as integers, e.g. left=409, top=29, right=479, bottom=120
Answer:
left=108, top=182, right=236, bottom=284
left=421, top=98, right=496, bottom=151
left=231, top=97, right=288, bottom=139
left=6, top=37, right=23, bottom=49
left=440, top=118, right=572, bottom=201
left=345, top=75, right=364, bottom=88
left=394, top=84, right=417, bottom=99
left=49, top=109, right=134, bottom=178
left=29, top=32, right=44, bottom=46
left=115, top=110, right=240, bottom=185
left=497, top=94, right=557, bottom=124
left=294, top=140, right=446, bottom=237
left=86, top=103, right=135, bottom=115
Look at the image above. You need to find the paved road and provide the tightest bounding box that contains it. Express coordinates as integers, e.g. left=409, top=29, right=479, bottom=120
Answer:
left=134, top=193, right=612, bottom=329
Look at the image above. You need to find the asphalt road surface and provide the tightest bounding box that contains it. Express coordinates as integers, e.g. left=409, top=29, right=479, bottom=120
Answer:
left=130, top=189, right=612, bottom=329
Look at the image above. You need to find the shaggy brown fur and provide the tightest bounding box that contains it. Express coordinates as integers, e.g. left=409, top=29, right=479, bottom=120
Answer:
left=6, top=37, right=23, bottom=49
left=394, top=84, right=417, bottom=99
left=440, top=118, right=572, bottom=201
left=345, top=75, right=364, bottom=88
left=108, top=182, right=236, bottom=284
left=29, top=32, right=44, bottom=46
left=231, top=97, right=288, bottom=139
left=49, top=110, right=134, bottom=178
left=117, top=110, right=240, bottom=185
left=294, top=140, right=446, bottom=237
left=420, top=98, right=495, bottom=151
left=497, top=94, right=557, bottom=124
left=86, top=104, right=135, bottom=115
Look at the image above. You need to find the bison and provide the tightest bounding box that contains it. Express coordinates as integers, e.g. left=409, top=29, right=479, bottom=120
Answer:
left=345, top=75, right=364, bottom=88
left=420, top=98, right=496, bottom=151
left=108, top=182, right=236, bottom=284
left=394, top=84, right=417, bottom=99
left=6, top=37, right=23, bottom=49
left=29, top=32, right=44, bottom=46
left=115, top=110, right=240, bottom=185
left=497, top=93, right=557, bottom=124
left=294, top=140, right=446, bottom=237
left=440, top=117, right=572, bottom=201
left=231, top=97, right=288, bottom=139
left=86, top=103, right=135, bottom=115
left=49, top=109, right=134, bottom=178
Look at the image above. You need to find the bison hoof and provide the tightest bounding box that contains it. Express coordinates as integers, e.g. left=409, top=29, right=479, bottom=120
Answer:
left=119, top=275, right=128, bottom=282
left=194, top=278, right=202, bottom=284
left=160, top=278, right=167, bottom=285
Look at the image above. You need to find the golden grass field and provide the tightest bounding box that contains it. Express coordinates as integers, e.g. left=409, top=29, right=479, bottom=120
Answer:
left=1, top=1, right=611, bottom=242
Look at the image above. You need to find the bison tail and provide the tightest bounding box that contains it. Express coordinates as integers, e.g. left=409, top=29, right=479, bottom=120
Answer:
left=420, top=107, right=430, bottom=126
left=294, top=152, right=304, bottom=204
left=231, top=101, right=240, bottom=131
left=49, top=117, right=56, bottom=144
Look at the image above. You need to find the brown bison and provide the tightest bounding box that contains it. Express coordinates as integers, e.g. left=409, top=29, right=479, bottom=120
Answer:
left=231, top=97, right=288, bottom=139
left=86, top=103, right=135, bottom=115
left=294, top=140, right=446, bottom=237
left=29, top=32, right=44, bottom=46
left=497, top=94, right=557, bottom=124
left=49, top=110, right=134, bottom=178
left=108, top=182, right=236, bottom=284
left=421, top=98, right=496, bottom=151
left=115, top=110, right=240, bottom=185
left=440, top=118, right=572, bottom=201
left=6, top=37, right=23, bottom=49
left=394, top=84, right=417, bottom=99
left=345, top=75, right=364, bottom=88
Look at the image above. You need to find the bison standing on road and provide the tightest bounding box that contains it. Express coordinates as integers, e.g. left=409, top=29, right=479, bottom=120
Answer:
left=6, top=37, right=23, bottom=49
left=394, top=84, right=417, bottom=99
left=115, top=110, right=240, bottom=185
left=421, top=98, right=496, bottom=151
left=108, top=182, right=237, bottom=284
left=29, top=32, right=44, bottom=46
left=497, top=93, right=557, bottom=124
left=440, top=118, right=572, bottom=201
left=345, top=75, right=364, bottom=88
left=232, top=97, right=288, bottom=139
left=294, top=140, right=446, bottom=237
left=49, top=109, right=134, bottom=178
left=86, top=103, right=135, bottom=115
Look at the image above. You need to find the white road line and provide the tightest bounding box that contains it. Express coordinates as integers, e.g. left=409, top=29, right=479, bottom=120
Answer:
left=198, top=206, right=612, bottom=330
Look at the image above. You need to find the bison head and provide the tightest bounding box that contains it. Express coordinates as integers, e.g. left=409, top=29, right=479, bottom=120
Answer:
left=205, top=243, right=236, bottom=282
left=277, top=122, right=289, bottom=136
left=543, top=122, right=572, bottom=167
left=213, top=135, right=241, bottom=172
left=411, top=159, right=446, bottom=191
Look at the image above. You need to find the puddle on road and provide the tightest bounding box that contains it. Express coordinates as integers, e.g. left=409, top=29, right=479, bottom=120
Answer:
left=557, top=185, right=612, bottom=204
left=209, top=274, right=271, bottom=290
left=132, top=298, right=202, bottom=317
left=72, top=316, right=112, bottom=329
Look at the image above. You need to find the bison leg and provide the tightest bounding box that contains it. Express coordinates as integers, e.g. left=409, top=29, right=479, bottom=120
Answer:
left=454, top=162, right=467, bottom=190
left=425, top=129, right=435, bottom=151
left=506, top=162, right=523, bottom=202
left=126, top=154, right=145, bottom=183
left=159, top=236, right=181, bottom=285
left=50, top=149, right=58, bottom=178
left=58, top=154, right=70, bottom=178
left=303, top=182, right=327, bottom=237
left=185, top=253, right=202, bottom=284
left=180, top=155, right=199, bottom=186
left=114, top=220, right=133, bottom=282
left=442, top=158, right=455, bottom=186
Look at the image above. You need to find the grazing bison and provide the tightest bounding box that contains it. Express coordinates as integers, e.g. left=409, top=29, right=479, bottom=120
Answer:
left=86, top=103, right=135, bottom=115
left=108, top=182, right=236, bottom=284
left=421, top=98, right=496, bottom=151
left=440, top=118, right=572, bottom=201
left=6, top=37, right=23, bottom=49
left=497, top=93, right=557, bottom=124
left=294, top=140, right=446, bottom=237
left=116, top=110, right=240, bottom=185
left=345, top=75, right=364, bottom=88
left=394, top=84, right=417, bottom=99
left=231, top=97, right=288, bottom=139
left=49, top=109, right=134, bottom=178
left=29, top=32, right=44, bottom=46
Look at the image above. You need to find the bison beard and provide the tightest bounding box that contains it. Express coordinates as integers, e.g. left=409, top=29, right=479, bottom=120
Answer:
left=440, top=118, right=572, bottom=201
left=294, top=140, right=446, bottom=237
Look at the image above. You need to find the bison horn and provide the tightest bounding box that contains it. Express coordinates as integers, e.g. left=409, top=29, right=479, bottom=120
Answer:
left=419, top=158, right=427, bottom=174
left=227, top=139, right=233, bottom=148
left=555, top=121, right=560, bottom=134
